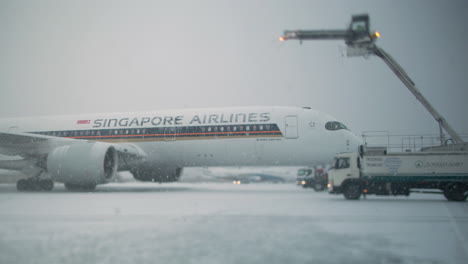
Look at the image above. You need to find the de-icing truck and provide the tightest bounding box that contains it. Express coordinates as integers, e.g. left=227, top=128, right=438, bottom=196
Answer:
left=328, top=146, right=468, bottom=201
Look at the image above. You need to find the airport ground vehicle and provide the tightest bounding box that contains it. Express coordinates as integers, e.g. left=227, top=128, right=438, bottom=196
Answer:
left=282, top=14, right=468, bottom=201
left=328, top=146, right=468, bottom=201
left=297, top=167, right=327, bottom=191
left=296, top=168, right=313, bottom=186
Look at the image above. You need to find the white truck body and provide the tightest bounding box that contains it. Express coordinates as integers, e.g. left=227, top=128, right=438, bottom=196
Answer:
left=328, top=147, right=468, bottom=201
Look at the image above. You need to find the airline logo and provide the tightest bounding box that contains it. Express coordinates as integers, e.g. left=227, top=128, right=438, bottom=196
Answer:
left=76, top=120, right=91, bottom=125
left=38, top=113, right=281, bottom=143
left=91, top=112, right=271, bottom=128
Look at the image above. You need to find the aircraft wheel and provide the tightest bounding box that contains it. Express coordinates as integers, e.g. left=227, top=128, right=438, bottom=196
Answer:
left=443, top=183, right=467, bottom=201
left=17, top=179, right=30, bottom=191
left=17, top=178, right=54, bottom=192
left=343, top=182, right=362, bottom=200
left=39, top=179, right=54, bottom=191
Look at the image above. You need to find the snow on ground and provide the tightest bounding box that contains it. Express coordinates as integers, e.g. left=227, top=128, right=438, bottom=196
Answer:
left=0, top=182, right=467, bottom=264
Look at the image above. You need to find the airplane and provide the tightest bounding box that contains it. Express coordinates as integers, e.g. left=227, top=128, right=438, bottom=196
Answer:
left=200, top=166, right=302, bottom=184
left=0, top=106, right=362, bottom=191
left=230, top=173, right=286, bottom=184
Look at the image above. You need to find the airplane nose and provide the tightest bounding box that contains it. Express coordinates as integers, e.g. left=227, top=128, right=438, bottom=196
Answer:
left=349, top=133, right=363, bottom=152
left=344, top=132, right=362, bottom=153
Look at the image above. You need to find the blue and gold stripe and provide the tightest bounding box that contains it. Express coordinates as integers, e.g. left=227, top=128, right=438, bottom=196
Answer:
left=30, top=123, right=283, bottom=142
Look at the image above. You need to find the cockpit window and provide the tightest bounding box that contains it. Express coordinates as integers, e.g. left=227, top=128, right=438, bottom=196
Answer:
left=325, top=121, right=349, bottom=131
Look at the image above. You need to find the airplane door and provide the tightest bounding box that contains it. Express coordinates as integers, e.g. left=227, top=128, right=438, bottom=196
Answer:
left=285, top=116, right=298, bottom=139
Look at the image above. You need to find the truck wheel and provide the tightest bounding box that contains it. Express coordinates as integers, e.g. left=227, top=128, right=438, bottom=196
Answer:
left=443, top=183, right=467, bottom=201
left=343, top=183, right=362, bottom=200
left=313, top=182, right=325, bottom=192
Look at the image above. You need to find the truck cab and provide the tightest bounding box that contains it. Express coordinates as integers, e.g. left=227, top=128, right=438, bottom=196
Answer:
left=297, top=167, right=328, bottom=191
left=296, top=168, right=313, bottom=186
left=328, top=152, right=361, bottom=198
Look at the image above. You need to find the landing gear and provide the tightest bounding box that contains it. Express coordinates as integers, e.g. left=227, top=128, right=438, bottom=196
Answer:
left=443, top=183, right=468, bottom=201
left=16, top=178, right=54, bottom=192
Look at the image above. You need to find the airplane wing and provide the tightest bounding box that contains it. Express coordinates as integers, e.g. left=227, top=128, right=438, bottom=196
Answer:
left=0, top=131, right=147, bottom=171
left=0, top=131, right=76, bottom=157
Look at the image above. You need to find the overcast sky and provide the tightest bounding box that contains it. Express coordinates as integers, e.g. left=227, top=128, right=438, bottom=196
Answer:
left=0, top=0, right=467, bottom=138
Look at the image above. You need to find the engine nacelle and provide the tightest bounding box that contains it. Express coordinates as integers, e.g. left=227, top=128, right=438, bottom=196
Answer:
left=47, top=142, right=118, bottom=185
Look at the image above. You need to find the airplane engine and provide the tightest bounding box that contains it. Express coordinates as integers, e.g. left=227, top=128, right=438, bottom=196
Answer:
left=47, top=142, right=118, bottom=189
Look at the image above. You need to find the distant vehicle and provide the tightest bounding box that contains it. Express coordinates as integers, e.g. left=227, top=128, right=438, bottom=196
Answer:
left=328, top=146, right=468, bottom=201
left=230, top=173, right=285, bottom=184
left=297, top=167, right=328, bottom=191
left=296, top=168, right=313, bottom=186
left=0, top=106, right=361, bottom=192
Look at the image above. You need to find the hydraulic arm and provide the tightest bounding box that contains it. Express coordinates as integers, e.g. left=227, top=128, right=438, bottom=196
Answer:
left=280, top=14, right=464, bottom=145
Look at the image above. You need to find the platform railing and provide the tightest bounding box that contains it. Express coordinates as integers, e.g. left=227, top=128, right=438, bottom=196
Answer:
left=361, top=131, right=468, bottom=153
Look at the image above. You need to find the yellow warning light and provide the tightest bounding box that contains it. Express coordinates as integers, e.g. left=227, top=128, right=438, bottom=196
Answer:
left=279, top=36, right=286, bottom=42
left=371, top=31, right=381, bottom=39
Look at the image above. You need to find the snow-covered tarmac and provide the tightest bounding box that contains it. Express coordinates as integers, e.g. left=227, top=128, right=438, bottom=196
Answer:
left=0, top=182, right=467, bottom=264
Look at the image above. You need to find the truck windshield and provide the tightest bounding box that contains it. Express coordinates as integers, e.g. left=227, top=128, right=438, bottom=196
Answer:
left=335, top=158, right=350, bottom=169
left=297, top=169, right=312, bottom=176
left=297, top=169, right=307, bottom=176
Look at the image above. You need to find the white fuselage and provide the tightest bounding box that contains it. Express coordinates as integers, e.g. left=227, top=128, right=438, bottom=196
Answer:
left=0, top=106, right=362, bottom=171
